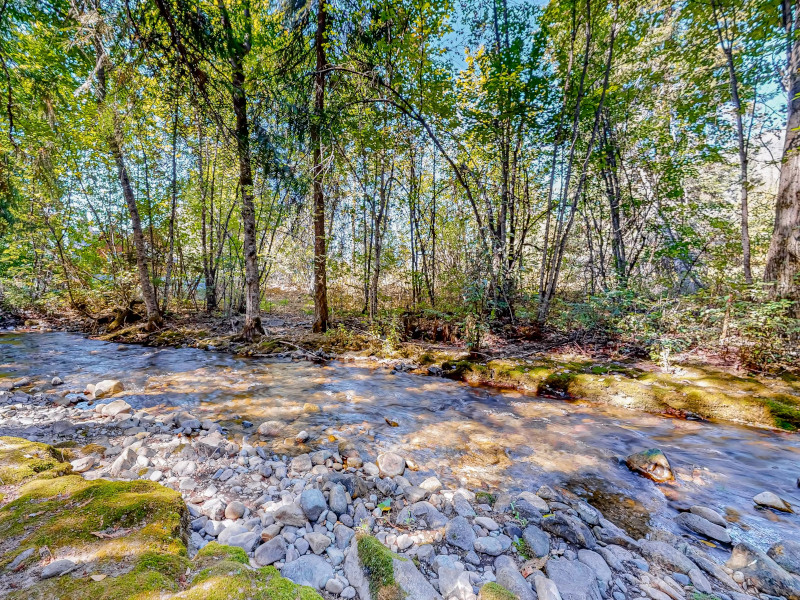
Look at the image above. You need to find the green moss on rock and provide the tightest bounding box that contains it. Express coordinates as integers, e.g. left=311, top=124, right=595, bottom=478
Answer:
left=0, top=436, right=73, bottom=485
left=357, top=533, right=405, bottom=600
left=478, top=582, right=518, bottom=600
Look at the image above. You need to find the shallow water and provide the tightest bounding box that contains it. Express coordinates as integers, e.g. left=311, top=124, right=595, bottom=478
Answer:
left=2, top=330, right=799, bottom=551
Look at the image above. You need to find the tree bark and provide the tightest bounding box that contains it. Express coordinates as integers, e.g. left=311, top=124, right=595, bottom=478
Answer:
left=765, top=0, right=800, bottom=307
left=311, top=0, right=329, bottom=333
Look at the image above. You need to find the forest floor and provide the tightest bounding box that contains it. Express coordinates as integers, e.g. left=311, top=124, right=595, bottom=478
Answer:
left=5, top=303, right=800, bottom=433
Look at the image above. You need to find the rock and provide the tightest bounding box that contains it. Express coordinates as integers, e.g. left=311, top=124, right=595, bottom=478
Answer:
left=377, top=452, right=405, bottom=477
left=495, top=555, right=537, bottom=600
left=300, top=488, right=327, bottom=521
left=329, top=484, right=349, bottom=515
left=70, top=455, right=96, bottom=473
left=675, top=511, right=731, bottom=543
left=535, top=575, right=564, bottom=600
left=109, top=447, right=137, bottom=476
left=51, top=376, right=63, bottom=386
left=335, top=523, right=356, bottom=549
left=281, top=554, right=334, bottom=590
left=218, top=524, right=249, bottom=546
left=405, top=486, right=429, bottom=503
left=257, top=420, right=283, bottom=436
left=275, top=503, right=308, bottom=527
left=225, top=500, right=246, bottom=520
left=446, top=516, right=477, bottom=551
left=541, top=513, right=596, bottom=549
left=401, top=501, right=449, bottom=529
left=393, top=556, right=443, bottom=599
left=689, top=505, right=727, bottom=528
left=476, top=516, right=500, bottom=531
left=440, top=566, right=477, bottom=600
left=578, top=550, right=612, bottom=589
left=474, top=536, right=504, bottom=556
left=625, top=448, right=674, bottom=482
left=523, top=524, right=550, bottom=557
left=638, top=540, right=696, bottom=574
left=291, top=454, right=313, bottom=473
left=306, top=532, right=332, bottom=554
left=754, top=491, right=792, bottom=512
left=519, top=491, right=550, bottom=513
left=728, top=543, right=800, bottom=600
left=201, top=498, right=227, bottom=521
left=101, top=398, right=132, bottom=416
left=326, top=578, right=345, bottom=595
left=8, top=548, right=35, bottom=570
left=226, top=531, right=260, bottom=552
left=94, top=379, right=124, bottom=399
left=255, top=535, right=287, bottom=566
left=769, top=540, right=800, bottom=576
left=420, top=477, right=443, bottom=493
left=41, top=559, right=77, bottom=579
left=546, top=558, right=602, bottom=600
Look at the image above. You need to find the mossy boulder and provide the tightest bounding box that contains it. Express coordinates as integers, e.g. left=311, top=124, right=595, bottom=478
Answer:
left=0, top=437, right=322, bottom=600
left=479, top=582, right=518, bottom=600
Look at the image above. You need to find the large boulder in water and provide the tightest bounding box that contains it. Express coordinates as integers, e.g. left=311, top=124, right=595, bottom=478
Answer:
left=727, top=543, right=800, bottom=600
left=625, top=448, right=674, bottom=482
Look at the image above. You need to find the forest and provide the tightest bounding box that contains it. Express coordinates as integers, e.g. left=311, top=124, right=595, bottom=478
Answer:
left=1, top=0, right=799, bottom=372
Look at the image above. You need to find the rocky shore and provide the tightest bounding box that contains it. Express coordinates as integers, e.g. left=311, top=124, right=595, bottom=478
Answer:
left=1, top=376, right=800, bottom=600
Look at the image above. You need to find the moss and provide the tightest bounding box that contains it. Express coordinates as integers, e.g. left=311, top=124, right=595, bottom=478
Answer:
left=475, top=491, right=496, bottom=506
left=357, top=534, right=405, bottom=600
left=82, top=443, right=107, bottom=456
left=537, top=371, right=576, bottom=396
left=0, top=436, right=73, bottom=485
left=0, top=437, right=322, bottom=600
left=478, top=582, right=518, bottom=600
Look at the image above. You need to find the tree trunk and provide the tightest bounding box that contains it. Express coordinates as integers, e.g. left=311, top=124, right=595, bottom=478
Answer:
left=162, top=101, right=179, bottom=313
left=312, top=0, right=329, bottom=333
left=765, top=5, right=800, bottom=307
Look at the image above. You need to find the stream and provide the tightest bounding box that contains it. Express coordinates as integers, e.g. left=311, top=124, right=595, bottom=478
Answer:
left=2, top=330, right=799, bottom=554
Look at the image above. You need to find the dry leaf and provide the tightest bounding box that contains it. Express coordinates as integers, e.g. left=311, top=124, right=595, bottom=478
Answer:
left=90, top=574, right=107, bottom=582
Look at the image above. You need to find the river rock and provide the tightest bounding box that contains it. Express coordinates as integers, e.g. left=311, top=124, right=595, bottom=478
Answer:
left=638, top=540, right=695, bottom=574
left=51, top=376, right=63, bottom=386
left=689, top=505, right=727, bottom=528
left=377, top=452, right=405, bottom=477
left=41, top=559, right=77, bottom=579
left=275, top=503, right=307, bottom=527
left=578, top=549, right=612, bottom=589
left=446, top=516, right=476, bottom=551
left=523, top=524, right=550, bottom=557
left=495, top=555, right=536, bottom=600
left=70, top=455, right=95, bottom=473
left=94, top=379, right=124, bottom=399
left=625, top=448, right=674, bottom=482
left=306, top=532, right=332, bottom=554
left=217, top=523, right=249, bottom=545
left=474, top=536, right=504, bottom=556
left=227, top=531, right=260, bottom=552
left=201, top=498, right=226, bottom=521
left=225, top=500, right=246, bottom=520
left=291, top=453, right=312, bottom=473
left=329, top=483, right=349, bottom=515
left=754, top=491, right=792, bottom=512
left=393, top=556, right=442, bottom=599
left=255, top=536, right=286, bottom=566
left=439, top=565, right=477, bottom=600
left=300, top=488, right=327, bottom=521
left=768, top=540, right=800, bottom=576
left=546, top=557, right=602, bottom=600
left=675, top=511, right=731, bottom=543
left=101, top=398, right=132, bottom=416
left=535, top=575, right=564, bottom=600
left=281, top=554, right=334, bottom=590
left=110, top=447, right=137, bottom=476
left=541, top=512, right=596, bottom=549
left=728, top=542, right=800, bottom=600
left=335, top=523, right=355, bottom=549
left=257, top=420, right=283, bottom=436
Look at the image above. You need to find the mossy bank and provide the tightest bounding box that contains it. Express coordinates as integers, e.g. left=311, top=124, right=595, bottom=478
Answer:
left=0, top=436, right=322, bottom=600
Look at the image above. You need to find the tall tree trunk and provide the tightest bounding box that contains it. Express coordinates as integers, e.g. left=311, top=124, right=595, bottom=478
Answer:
left=93, top=38, right=161, bottom=329
left=765, top=0, right=800, bottom=307
left=311, top=0, right=330, bottom=332
left=162, top=101, right=179, bottom=313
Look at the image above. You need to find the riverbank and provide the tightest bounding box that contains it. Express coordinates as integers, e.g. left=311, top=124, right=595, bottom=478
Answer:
left=2, top=379, right=800, bottom=600
left=8, top=308, right=800, bottom=432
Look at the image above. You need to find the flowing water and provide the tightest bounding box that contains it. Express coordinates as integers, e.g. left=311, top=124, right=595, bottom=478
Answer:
left=2, top=331, right=799, bottom=553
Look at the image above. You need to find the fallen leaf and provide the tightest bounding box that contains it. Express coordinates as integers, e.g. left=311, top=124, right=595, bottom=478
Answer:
left=384, top=417, right=399, bottom=427
left=90, top=574, right=107, bottom=582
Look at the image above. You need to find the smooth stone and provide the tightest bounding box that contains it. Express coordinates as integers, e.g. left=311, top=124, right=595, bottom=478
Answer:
left=94, top=380, right=124, bottom=399
left=495, top=555, right=536, bottom=600
left=675, top=512, right=731, bottom=543
left=689, top=506, right=727, bottom=528
left=523, top=524, right=550, bottom=558
left=446, top=516, right=477, bottom=551
left=335, top=523, right=355, bottom=549
left=329, top=484, right=349, bottom=515
left=536, top=575, right=564, bottom=600
left=440, top=565, right=477, bottom=600
left=377, top=452, right=405, bottom=477
left=474, top=536, right=504, bottom=556
left=257, top=420, right=283, bottom=437
left=768, top=540, right=800, bottom=576
left=41, top=559, right=77, bottom=579
left=578, top=549, right=612, bottom=589
left=475, top=516, right=500, bottom=531
left=300, top=488, right=327, bottom=521
left=217, top=523, right=249, bottom=546
left=546, top=557, right=602, bottom=600
left=275, top=503, right=308, bottom=527
left=225, top=500, right=246, bottom=520
left=306, top=532, right=332, bottom=554
left=281, top=554, right=334, bottom=590
left=255, top=536, right=287, bottom=565
left=541, top=513, right=596, bottom=549
left=291, top=454, right=312, bottom=473
left=754, top=491, right=792, bottom=512
left=727, top=543, right=800, bottom=600
left=638, top=540, right=696, bottom=574
left=226, top=531, right=260, bottom=552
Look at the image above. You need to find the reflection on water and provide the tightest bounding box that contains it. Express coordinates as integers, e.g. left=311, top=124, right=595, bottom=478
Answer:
left=2, top=331, right=799, bottom=550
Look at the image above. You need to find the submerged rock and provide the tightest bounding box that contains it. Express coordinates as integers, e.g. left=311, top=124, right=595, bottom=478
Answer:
left=93, top=379, right=124, bottom=399
left=625, top=448, right=674, bottom=482
left=675, top=511, right=731, bottom=543
left=769, top=541, right=800, bottom=576
left=727, top=543, right=800, bottom=600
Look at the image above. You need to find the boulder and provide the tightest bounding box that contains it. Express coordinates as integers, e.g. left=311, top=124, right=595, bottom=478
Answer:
left=300, top=488, right=327, bottom=521
left=754, top=491, right=792, bottom=512
left=255, top=536, right=287, bottom=566
left=638, top=540, right=696, bottom=574
left=728, top=543, right=800, bottom=600
left=439, top=565, right=476, bottom=600
left=541, top=512, right=596, bottom=549
left=41, top=559, right=77, bottom=579
left=578, top=550, right=612, bottom=590
left=769, top=540, right=800, bottom=576
left=523, top=524, right=550, bottom=557
left=225, top=500, right=246, bottom=520
left=689, top=505, right=727, bottom=528
left=101, top=399, right=132, bottom=416
left=675, top=511, right=731, bottom=543
left=109, top=447, right=137, bottom=476
left=281, top=554, right=334, bottom=590
left=625, top=448, right=674, bottom=482
left=94, top=379, right=124, bottom=399
left=275, top=503, right=308, bottom=527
